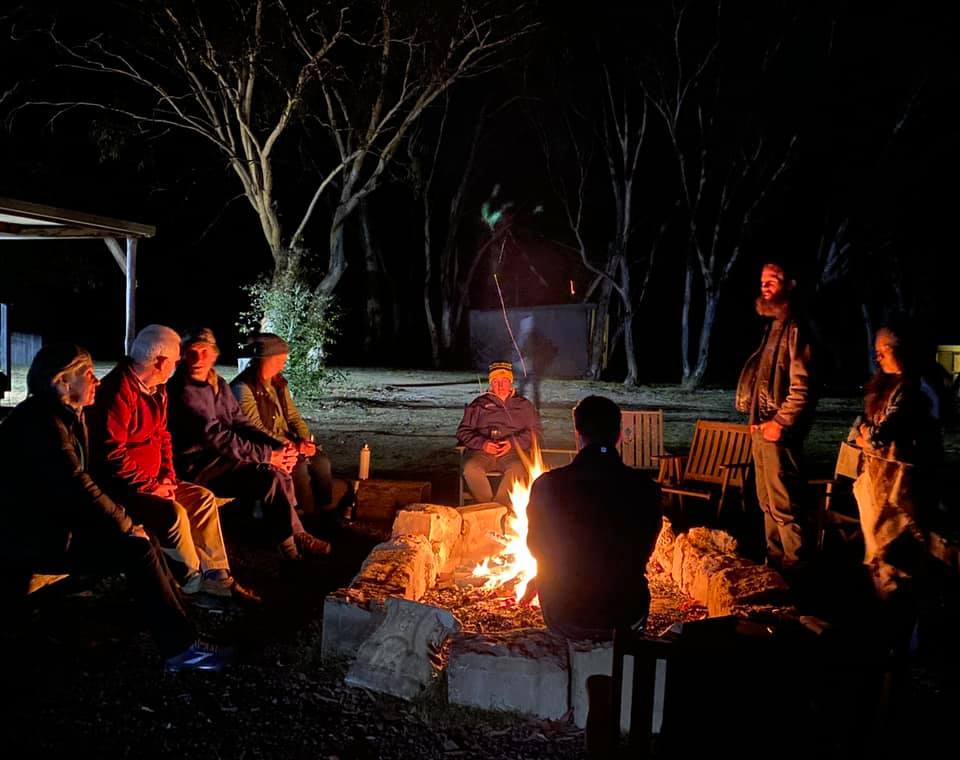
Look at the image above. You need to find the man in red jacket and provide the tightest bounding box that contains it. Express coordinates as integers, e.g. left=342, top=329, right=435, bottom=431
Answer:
left=88, top=324, right=257, bottom=602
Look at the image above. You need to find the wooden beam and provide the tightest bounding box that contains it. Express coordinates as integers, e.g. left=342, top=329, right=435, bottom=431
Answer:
left=125, top=238, right=137, bottom=354
left=104, top=237, right=127, bottom=275
left=0, top=222, right=121, bottom=238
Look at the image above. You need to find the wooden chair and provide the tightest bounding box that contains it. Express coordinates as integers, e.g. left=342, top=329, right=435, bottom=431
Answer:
left=618, top=409, right=665, bottom=472
left=809, top=441, right=863, bottom=552
left=656, top=420, right=753, bottom=520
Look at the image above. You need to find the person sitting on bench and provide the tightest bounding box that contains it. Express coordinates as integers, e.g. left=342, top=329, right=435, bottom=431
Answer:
left=167, top=327, right=330, bottom=560
left=456, top=361, right=542, bottom=507
left=0, top=343, right=231, bottom=672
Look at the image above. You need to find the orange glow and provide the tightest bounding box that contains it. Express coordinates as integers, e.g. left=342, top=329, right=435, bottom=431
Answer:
left=472, top=444, right=546, bottom=604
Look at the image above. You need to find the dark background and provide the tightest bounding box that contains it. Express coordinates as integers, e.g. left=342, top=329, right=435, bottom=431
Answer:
left=1, top=0, right=958, bottom=388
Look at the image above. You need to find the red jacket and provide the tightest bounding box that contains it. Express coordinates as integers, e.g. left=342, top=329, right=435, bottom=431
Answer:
left=88, top=359, right=177, bottom=495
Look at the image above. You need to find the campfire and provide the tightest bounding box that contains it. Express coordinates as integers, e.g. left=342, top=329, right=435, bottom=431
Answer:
left=470, top=445, right=546, bottom=605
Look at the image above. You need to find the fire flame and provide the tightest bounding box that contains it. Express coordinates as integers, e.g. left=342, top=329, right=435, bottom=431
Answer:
left=472, top=445, right=546, bottom=604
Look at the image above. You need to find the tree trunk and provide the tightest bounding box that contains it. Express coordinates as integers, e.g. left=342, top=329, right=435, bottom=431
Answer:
left=680, top=257, right=694, bottom=384
left=316, top=204, right=350, bottom=297
left=359, top=201, right=383, bottom=353
left=587, top=268, right=616, bottom=380
left=619, top=257, right=639, bottom=386
left=682, top=287, right=720, bottom=390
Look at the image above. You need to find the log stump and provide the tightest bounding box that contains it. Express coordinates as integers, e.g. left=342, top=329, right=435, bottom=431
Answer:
left=354, top=479, right=432, bottom=523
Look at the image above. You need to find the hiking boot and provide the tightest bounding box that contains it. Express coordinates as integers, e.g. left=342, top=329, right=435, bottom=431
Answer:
left=181, top=571, right=203, bottom=595
left=164, top=639, right=234, bottom=673
left=201, top=571, right=262, bottom=604
left=294, top=531, right=332, bottom=557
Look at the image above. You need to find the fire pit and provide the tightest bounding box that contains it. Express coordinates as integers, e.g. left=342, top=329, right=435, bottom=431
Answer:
left=322, top=448, right=794, bottom=727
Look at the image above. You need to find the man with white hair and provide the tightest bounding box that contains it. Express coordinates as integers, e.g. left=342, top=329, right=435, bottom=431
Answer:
left=88, top=324, right=258, bottom=602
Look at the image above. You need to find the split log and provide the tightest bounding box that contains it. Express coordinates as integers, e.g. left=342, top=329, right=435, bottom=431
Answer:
left=354, top=479, right=432, bottom=522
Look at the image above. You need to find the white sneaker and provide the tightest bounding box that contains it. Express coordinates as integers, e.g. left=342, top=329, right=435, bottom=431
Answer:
left=181, top=571, right=203, bottom=595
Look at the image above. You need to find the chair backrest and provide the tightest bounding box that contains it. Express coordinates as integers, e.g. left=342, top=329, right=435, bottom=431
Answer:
left=682, top=420, right=753, bottom=487
left=618, top=409, right=665, bottom=470
left=833, top=441, right=862, bottom=481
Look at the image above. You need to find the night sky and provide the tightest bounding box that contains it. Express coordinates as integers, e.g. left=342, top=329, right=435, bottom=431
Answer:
left=1, top=0, right=958, bottom=387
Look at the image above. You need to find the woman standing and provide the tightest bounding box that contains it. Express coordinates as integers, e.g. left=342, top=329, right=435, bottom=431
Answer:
left=854, top=324, right=941, bottom=653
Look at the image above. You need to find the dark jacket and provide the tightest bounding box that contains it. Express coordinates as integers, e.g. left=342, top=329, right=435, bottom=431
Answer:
left=230, top=367, right=311, bottom=443
left=456, top=392, right=542, bottom=451
left=0, top=395, right=133, bottom=567
left=526, top=445, right=662, bottom=632
left=87, top=359, right=176, bottom=495
left=168, top=368, right=283, bottom=482
left=735, top=311, right=816, bottom=435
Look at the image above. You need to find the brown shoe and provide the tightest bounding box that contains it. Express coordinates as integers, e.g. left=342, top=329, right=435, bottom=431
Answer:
left=201, top=573, right=262, bottom=604
left=294, top=531, right=332, bottom=557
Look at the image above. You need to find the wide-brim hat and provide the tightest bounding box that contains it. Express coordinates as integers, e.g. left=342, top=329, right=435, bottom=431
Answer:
left=243, top=332, right=290, bottom=358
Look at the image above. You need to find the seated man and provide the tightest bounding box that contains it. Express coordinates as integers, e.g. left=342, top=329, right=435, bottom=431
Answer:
left=456, top=361, right=542, bottom=507
left=86, top=324, right=257, bottom=602
left=0, top=343, right=230, bottom=672
left=167, top=328, right=330, bottom=559
left=231, top=333, right=346, bottom=517
left=527, top=395, right=662, bottom=640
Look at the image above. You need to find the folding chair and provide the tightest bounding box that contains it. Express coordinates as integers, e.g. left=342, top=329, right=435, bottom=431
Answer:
left=809, top=441, right=863, bottom=552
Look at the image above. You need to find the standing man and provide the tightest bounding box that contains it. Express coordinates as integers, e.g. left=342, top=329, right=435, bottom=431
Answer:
left=167, top=327, right=331, bottom=559
left=735, top=261, right=817, bottom=574
left=87, top=324, right=257, bottom=602
left=456, top=361, right=542, bottom=506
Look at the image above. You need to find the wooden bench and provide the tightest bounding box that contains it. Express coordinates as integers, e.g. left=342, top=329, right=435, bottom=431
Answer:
left=656, top=420, right=753, bottom=520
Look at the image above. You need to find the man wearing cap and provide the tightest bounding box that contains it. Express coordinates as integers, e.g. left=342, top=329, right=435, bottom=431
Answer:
left=231, top=333, right=340, bottom=517
left=87, top=325, right=258, bottom=602
left=456, top=361, right=542, bottom=506
left=167, top=328, right=331, bottom=560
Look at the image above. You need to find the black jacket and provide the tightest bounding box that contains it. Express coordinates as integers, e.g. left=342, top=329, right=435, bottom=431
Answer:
left=526, top=444, right=662, bottom=632
left=0, top=395, right=133, bottom=568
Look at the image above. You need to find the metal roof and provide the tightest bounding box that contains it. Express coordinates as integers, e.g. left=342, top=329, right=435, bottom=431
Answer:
left=0, top=197, right=155, bottom=239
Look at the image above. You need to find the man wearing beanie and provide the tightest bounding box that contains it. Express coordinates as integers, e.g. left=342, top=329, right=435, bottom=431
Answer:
left=456, top=361, right=542, bottom=506
left=167, top=327, right=330, bottom=560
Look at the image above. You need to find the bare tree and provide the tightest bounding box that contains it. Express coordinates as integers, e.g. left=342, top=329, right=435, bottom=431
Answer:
left=640, top=4, right=795, bottom=390
left=13, top=0, right=534, bottom=302
left=538, top=61, right=665, bottom=385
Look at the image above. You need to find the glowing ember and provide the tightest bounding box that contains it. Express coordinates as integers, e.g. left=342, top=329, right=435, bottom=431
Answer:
left=472, top=445, right=546, bottom=604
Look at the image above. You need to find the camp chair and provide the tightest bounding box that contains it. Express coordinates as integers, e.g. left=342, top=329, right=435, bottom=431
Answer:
left=656, top=420, right=753, bottom=521
left=809, top=441, right=863, bottom=552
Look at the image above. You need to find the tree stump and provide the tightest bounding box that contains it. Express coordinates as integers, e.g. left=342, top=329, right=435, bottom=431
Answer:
left=354, top=479, right=432, bottom=522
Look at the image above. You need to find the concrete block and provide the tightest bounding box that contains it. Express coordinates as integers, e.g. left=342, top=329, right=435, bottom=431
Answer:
left=320, top=588, right=387, bottom=662
left=352, top=533, right=437, bottom=601
left=447, top=628, right=569, bottom=719
left=392, top=504, right=463, bottom=574
left=456, top=503, right=508, bottom=567
left=345, top=597, right=459, bottom=700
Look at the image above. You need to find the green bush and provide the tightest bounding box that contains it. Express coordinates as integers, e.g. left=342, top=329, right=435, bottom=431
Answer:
left=237, top=269, right=340, bottom=399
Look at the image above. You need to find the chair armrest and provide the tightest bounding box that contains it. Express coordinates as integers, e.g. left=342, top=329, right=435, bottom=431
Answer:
left=660, top=485, right=711, bottom=500
left=807, top=478, right=837, bottom=487
left=652, top=453, right=683, bottom=461
left=718, top=462, right=752, bottom=472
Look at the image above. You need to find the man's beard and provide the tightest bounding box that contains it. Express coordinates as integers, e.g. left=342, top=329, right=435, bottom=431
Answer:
left=755, top=292, right=790, bottom=319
